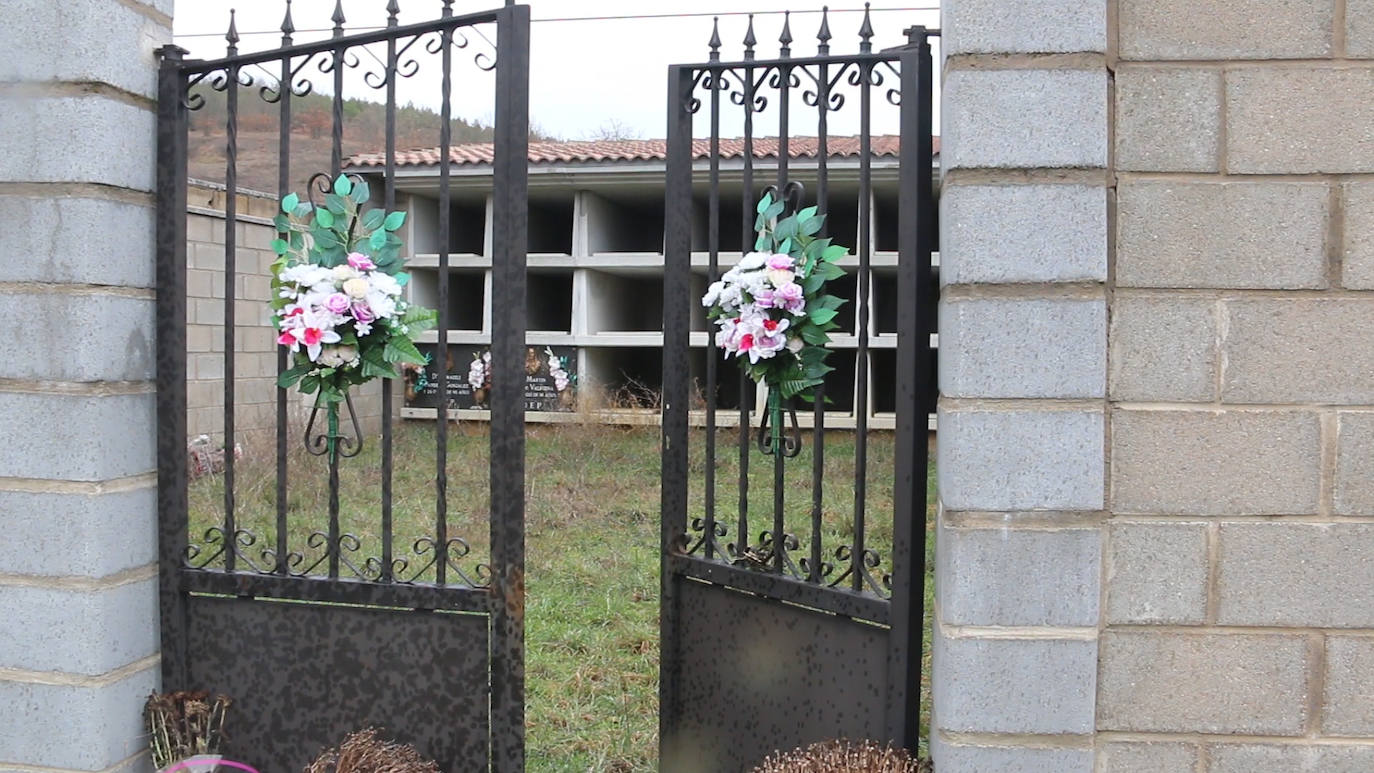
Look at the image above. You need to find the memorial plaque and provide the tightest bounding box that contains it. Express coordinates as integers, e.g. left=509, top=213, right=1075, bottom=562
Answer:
left=405, top=344, right=577, bottom=412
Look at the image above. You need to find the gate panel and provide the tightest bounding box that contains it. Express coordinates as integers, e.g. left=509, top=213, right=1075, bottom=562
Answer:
left=155, top=4, right=529, bottom=770
left=661, top=12, right=938, bottom=770
left=664, top=581, right=888, bottom=773
left=186, top=597, right=490, bottom=771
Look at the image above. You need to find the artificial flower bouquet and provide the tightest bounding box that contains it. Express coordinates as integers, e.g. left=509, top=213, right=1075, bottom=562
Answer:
left=271, top=174, right=436, bottom=408
left=702, top=190, right=848, bottom=449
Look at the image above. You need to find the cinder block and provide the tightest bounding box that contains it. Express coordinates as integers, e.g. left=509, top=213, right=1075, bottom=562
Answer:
left=0, top=661, right=156, bottom=770
left=1106, top=522, right=1208, bottom=625
left=0, top=486, right=155, bottom=578
left=1324, top=636, right=1374, bottom=735
left=0, top=391, right=154, bottom=481
left=0, top=291, right=153, bottom=382
left=1336, top=412, right=1374, bottom=516
left=0, top=578, right=157, bottom=676
left=1098, top=631, right=1309, bottom=735
left=1111, top=409, right=1321, bottom=515
left=1352, top=0, right=1374, bottom=56
left=1100, top=742, right=1197, bottom=773
left=0, top=0, right=169, bottom=99
left=933, top=632, right=1097, bottom=734
left=1116, top=180, right=1328, bottom=289
left=1109, top=296, right=1216, bottom=402
left=1222, top=300, right=1374, bottom=404
left=1228, top=67, right=1374, bottom=174
left=938, top=408, right=1104, bottom=511
left=0, top=195, right=155, bottom=288
left=1343, top=181, right=1374, bottom=290
left=1118, top=0, right=1331, bottom=59
left=942, top=69, right=1107, bottom=170
left=940, top=298, right=1105, bottom=399
left=937, top=522, right=1101, bottom=626
left=0, top=95, right=154, bottom=191
left=1116, top=67, right=1221, bottom=172
left=941, top=0, right=1105, bottom=54
left=1208, top=743, right=1374, bottom=772
left=940, top=184, right=1107, bottom=285
left=1217, top=522, right=1374, bottom=628
left=932, top=735, right=1093, bottom=773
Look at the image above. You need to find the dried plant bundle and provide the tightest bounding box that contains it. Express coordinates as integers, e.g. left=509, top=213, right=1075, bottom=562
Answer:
left=752, top=739, right=932, bottom=773
left=303, top=728, right=440, bottom=773
left=143, top=691, right=232, bottom=769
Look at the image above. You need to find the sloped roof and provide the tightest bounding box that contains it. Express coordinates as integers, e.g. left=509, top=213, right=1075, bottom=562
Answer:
left=345, top=135, right=937, bottom=168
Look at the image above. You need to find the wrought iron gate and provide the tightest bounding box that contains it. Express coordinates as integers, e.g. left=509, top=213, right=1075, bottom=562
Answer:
left=660, top=13, right=937, bottom=771
left=155, top=3, right=528, bottom=770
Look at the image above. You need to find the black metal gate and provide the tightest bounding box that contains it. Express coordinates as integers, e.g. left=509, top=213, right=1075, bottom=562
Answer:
left=660, top=14, right=937, bottom=771
left=155, top=3, right=528, bottom=770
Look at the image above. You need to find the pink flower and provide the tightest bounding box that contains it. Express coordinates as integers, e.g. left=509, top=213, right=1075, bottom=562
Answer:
left=775, top=281, right=806, bottom=315
left=738, top=333, right=755, bottom=352
left=277, top=331, right=296, bottom=346
left=351, top=301, right=375, bottom=323
left=765, top=254, right=794, bottom=271
left=346, top=252, right=376, bottom=272
left=324, top=293, right=351, bottom=314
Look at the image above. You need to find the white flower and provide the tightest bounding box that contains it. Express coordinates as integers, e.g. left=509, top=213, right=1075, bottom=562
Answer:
left=738, top=251, right=769, bottom=270
left=365, top=289, right=397, bottom=320
left=317, top=344, right=358, bottom=368
left=342, top=277, right=369, bottom=299
left=331, top=265, right=358, bottom=282
left=368, top=272, right=402, bottom=297
left=766, top=268, right=795, bottom=287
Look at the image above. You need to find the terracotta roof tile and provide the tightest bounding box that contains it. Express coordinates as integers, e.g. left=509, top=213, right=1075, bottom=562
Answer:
left=345, top=135, right=937, bottom=169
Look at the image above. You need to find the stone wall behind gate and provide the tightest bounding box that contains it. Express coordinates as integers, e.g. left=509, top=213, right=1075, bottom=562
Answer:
left=934, top=0, right=1374, bottom=770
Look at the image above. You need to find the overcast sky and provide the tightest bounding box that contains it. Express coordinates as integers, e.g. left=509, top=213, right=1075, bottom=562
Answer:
left=173, top=1, right=941, bottom=141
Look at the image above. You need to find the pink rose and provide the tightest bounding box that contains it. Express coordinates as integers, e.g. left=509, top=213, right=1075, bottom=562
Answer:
left=346, top=252, right=376, bottom=272
left=324, top=293, right=351, bottom=314
left=351, top=301, right=376, bottom=323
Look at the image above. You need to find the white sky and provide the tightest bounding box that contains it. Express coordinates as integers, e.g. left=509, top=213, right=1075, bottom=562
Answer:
left=172, top=1, right=941, bottom=141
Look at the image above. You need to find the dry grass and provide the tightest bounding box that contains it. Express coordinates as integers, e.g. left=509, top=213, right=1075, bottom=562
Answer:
left=303, top=728, right=440, bottom=773
left=753, top=740, right=932, bottom=773
left=189, top=421, right=934, bottom=771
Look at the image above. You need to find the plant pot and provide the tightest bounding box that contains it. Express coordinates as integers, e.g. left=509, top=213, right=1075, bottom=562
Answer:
left=160, top=754, right=223, bottom=773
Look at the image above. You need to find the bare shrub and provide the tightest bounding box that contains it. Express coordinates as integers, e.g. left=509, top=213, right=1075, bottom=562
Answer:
left=753, top=739, right=931, bottom=773
left=303, top=728, right=439, bottom=773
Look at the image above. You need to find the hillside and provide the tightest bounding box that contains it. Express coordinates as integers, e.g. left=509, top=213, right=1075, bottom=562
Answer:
left=186, top=86, right=546, bottom=194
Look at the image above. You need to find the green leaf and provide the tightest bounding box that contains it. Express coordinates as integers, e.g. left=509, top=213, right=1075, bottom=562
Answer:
left=754, top=234, right=770, bottom=251
left=314, top=208, right=335, bottom=229
left=300, top=373, right=320, bottom=394
left=774, top=217, right=798, bottom=242
left=361, top=209, right=386, bottom=232
left=809, top=307, right=839, bottom=326
left=383, top=211, right=407, bottom=231
left=796, top=205, right=818, bottom=223
left=270, top=238, right=289, bottom=256
left=756, top=192, right=774, bottom=215
left=799, top=214, right=824, bottom=236
left=277, top=362, right=311, bottom=388
left=312, top=226, right=341, bottom=249
left=281, top=193, right=299, bottom=213
left=273, top=213, right=291, bottom=232
left=764, top=199, right=785, bottom=221
left=801, top=273, right=826, bottom=294
left=800, top=325, right=831, bottom=345
left=777, top=237, right=793, bottom=256
left=293, top=202, right=313, bottom=219
left=816, top=294, right=846, bottom=311
left=333, top=174, right=352, bottom=196
left=395, top=271, right=410, bottom=287
left=384, top=336, right=425, bottom=365
left=325, top=193, right=348, bottom=215
left=350, top=178, right=371, bottom=205
left=815, top=261, right=847, bottom=280
left=369, top=229, right=387, bottom=251
left=822, top=244, right=849, bottom=262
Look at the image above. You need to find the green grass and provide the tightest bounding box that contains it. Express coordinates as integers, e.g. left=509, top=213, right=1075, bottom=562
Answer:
left=190, top=421, right=935, bottom=772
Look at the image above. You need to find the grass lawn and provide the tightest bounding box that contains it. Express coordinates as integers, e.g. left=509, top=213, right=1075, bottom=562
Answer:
left=190, top=421, right=936, bottom=772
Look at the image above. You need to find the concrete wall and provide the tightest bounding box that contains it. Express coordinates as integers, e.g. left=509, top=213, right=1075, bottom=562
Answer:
left=935, top=0, right=1374, bottom=770
left=186, top=182, right=391, bottom=454
left=0, top=0, right=171, bottom=770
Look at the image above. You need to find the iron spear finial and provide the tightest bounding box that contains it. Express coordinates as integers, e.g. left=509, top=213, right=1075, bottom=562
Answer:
left=817, top=6, right=832, bottom=55
left=744, top=13, right=757, bottom=60
left=779, top=11, right=793, bottom=57
left=442, top=0, right=453, bottom=18
left=708, top=16, right=721, bottom=61
left=280, top=0, right=295, bottom=41
left=387, top=0, right=400, bottom=26
left=226, top=8, right=239, bottom=53
left=331, top=0, right=346, bottom=37
left=859, top=2, right=874, bottom=52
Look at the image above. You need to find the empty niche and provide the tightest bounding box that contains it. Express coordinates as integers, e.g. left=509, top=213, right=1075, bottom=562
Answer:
left=585, top=347, right=664, bottom=409
left=526, top=270, right=573, bottom=333
left=407, top=267, right=485, bottom=331
left=584, top=188, right=665, bottom=254
left=585, top=270, right=664, bottom=333
left=689, top=346, right=753, bottom=412
left=528, top=191, right=574, bottom=255
left=407, top=194, right=486, bottom=256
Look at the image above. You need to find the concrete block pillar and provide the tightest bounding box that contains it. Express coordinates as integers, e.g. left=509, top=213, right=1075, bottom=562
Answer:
left=932, top=1, right=1109, bottom=770
left=0, top=0, right=170, bottom=770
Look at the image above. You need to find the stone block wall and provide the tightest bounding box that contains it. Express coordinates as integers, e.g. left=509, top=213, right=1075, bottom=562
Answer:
left=935, top=0, right=1374, bottom=770
left=0, top=0, right=169, bottom=770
